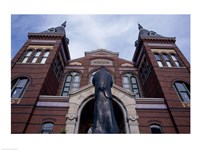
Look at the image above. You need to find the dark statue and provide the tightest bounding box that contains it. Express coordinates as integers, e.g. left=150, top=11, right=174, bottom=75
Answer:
left=92, top=66, right=119, bottom=133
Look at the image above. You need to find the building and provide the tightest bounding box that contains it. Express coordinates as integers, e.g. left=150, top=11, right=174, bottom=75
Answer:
left=11, top=21, right=190, bottom=134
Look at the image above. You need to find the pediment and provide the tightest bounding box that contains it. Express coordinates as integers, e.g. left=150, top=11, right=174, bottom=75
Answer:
left=85, top=49, right=119, bottom=57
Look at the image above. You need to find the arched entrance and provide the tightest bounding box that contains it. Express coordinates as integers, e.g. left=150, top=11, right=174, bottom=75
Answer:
left=65, top=84, right=139, bottom=133
left=78, top=98, right=126, bottom=133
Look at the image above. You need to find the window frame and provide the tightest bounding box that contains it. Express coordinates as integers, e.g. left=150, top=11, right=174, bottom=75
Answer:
left=61, top=72, right=81, bottom=96
left=31, top=50, right=42, bottom=63
left=122, top=73, right=141, bottom=98
left=40, top=50, right=50, bottom=64
left=162, top=53, right=173, bottom=67
left=11, top=77, right=29, bottom=99
left=150, top=124, right=163, bottom=134
left=40, top=122, right=54, bottom=134
left=21, top=49, right=33, bottom=63
left=171, top=54, right=181, bottom=67
left=174, top=81, right=190, bottom=102
left=154, top=53, right=164, bottom=67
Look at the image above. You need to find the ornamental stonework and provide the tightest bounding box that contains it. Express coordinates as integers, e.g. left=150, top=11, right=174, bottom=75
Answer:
left=90, top=59, right=113, bottom=66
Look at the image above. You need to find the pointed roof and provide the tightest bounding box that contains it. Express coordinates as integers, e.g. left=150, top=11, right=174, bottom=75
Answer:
left=133, top=23, right=176, bottom=62
left=137, top=23, right=164, bottom=38
left=85, top=49, right=119, bottom=57
left=41, top=21, right=67, bottom=34
left=134, top=23, right=176, bottom=47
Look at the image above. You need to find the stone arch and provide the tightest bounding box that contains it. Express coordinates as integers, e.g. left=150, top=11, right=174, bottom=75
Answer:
left=75, top=96, right=128, bottom=133
left=65, top=84, right=139, bottom=134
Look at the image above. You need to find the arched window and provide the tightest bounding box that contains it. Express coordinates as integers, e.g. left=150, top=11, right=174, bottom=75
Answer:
left=154, top=53, right=164, bottom=67
left=31, top=50, right=41, bottom=63
left=41, top=122, right=54, bottom=134
left=122, top=73, right=141, bottom=98
left=11, top=77, right=29, bottom=98
left=163, top=54, right=172, bottom=67
left=40, top=50, right=50, bottom=64
left=21, top=50, right=32, bottom=63
left=61, top=72, right=81, bottom=96
left=150, top=124, right=163, bottom=134
left=174, top=81, right=190, bottom=102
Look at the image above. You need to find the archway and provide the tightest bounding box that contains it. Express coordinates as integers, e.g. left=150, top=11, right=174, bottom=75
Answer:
left=78, top=98, right=126, bottom=133
left=66, top=84, right=139, bottom=133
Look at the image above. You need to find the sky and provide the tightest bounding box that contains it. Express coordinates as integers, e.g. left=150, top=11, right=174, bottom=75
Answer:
left=11, top=15, right=190, bottom=62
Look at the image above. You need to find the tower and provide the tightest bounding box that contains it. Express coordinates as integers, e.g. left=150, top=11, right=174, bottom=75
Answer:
left=11, top=21, right=70, bottom=133
left=133, top=24, right=190, bottom=133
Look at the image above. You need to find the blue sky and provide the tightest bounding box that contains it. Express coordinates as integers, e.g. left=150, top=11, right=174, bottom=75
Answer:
left=11, top=15, right=190, bottom=62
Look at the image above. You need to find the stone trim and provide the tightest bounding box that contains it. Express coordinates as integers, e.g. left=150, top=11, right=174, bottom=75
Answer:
left=136, top=104, right=167, bottom=109
left=36, top=101, right=69, bottom=107
left=65, top=83, right=140, bottom=134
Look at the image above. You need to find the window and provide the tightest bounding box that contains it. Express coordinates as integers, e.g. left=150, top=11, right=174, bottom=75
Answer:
left=31, top=50, right=41, bottom=63
left=52, top=55, right=64, bottom=80
left=21, top=50, right=32, bottom=63
left=20, top=46, right=53, bottom=64
left=154, top=53, right=164, bottom=67
left=171, top=54, right=181, bottom=67
left=174, top=81, right=190, bottom=102
left=150, top=124, right=163, bottom=134
left=62, top=72, right=81, bottom=96
left=40, top=50, right=50, bottom=64
left=41, top=122, right=54, bottom=134
left=163, top=54, right=172, bottom=67
left=139, top=57, right=151, bottom=84
left=122, top=73, right=141, bottom=98
left=11, top=77, right=29, bottom=98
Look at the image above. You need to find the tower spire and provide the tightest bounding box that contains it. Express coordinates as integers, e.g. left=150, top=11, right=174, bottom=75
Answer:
left=138, top=23, right=143, bottom=30
left=61, top=21, right=67, bottom=28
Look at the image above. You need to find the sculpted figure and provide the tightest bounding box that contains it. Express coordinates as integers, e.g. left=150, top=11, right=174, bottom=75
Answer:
left=92, top=66, right=119, bottom=133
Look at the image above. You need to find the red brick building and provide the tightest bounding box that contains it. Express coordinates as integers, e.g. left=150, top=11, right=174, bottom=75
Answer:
left=11, top=22, right=190, bottom=133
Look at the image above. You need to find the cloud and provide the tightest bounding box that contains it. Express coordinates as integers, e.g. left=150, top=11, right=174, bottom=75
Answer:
left=11, top=15, right=190, bottom=62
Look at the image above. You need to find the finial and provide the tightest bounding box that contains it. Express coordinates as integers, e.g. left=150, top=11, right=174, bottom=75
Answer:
left=61, top=21, right=67, bottom=28
left=138, top=23, right=143, bottom=30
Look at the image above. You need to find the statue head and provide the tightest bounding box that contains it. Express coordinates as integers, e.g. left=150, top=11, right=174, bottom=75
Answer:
left=100, top=65, right=106, bottom=70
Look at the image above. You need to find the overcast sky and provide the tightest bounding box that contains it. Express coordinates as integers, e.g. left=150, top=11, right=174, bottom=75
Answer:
left=11, top=15, right=190, bottom=62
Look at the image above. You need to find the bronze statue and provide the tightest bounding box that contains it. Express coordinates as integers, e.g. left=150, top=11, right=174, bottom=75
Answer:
left=92, top=66, right=119, bottom=133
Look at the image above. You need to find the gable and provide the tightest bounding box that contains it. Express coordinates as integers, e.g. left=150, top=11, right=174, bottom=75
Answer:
left=85, top=49, right=119, bottom=57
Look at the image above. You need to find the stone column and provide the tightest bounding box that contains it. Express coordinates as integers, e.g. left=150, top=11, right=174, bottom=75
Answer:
left=127, top=115, right=140, bottom=133
left=66, top=113, right=78, bottom=133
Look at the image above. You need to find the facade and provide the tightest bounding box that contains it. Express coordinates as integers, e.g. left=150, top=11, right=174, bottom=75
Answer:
left=11, top=22, right=190, bottom=134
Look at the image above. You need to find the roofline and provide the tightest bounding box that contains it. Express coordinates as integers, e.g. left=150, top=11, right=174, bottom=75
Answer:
left=85, top=49, right=119, bottom=57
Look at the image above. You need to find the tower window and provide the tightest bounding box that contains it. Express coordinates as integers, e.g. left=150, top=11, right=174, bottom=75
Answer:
left=139, top=57, right=151, bottom=84
left=150, top=124, right=163, bottom=134
left=62, top=72, right=81, bottom=96
left=41, top=122, right=54, bottom=134
left=163, top=54, right=172, bottom=67
left=21, top=50, right=32, bottom=63
left=154, top=53, right=164, bottom=67
left=40, top=50, right=50, bottom=64
left=174, top=81, right=190, bottom=102
left=31, top=50, right=41, bottom=63
left=52, top=55, right=64, bottom=80
left=122, top=73, right=141, bottom=98
left=11, top=77, right=29, bottom=98
left=171, top=54, right=181, bottom=67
